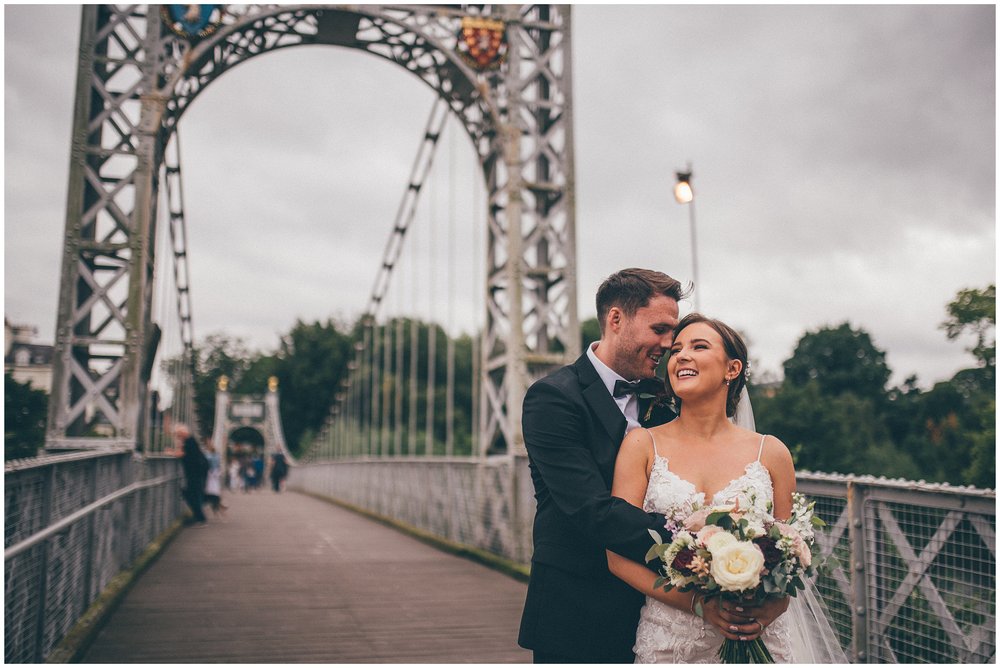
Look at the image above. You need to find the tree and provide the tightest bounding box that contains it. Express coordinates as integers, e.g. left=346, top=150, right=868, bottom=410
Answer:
left=940, top=284, right=995, bottom=385
left=160, top=334, right=265, bottom=437
left=753, top=381, right=919, bottom=480
left=960, top=394, right=995, bottom=488
left=783, top=323, right=891, bottom=401
left=755, top=323, right=916, bottom=479
left=274, top=318, right=354, bottom=454
left=5, top=373, right=48, bottom=460
left=191, top=334, right=259, bottom=435
left=580, top=316, right=601, bottom=352
left=882, top=285, right=998, bottom=487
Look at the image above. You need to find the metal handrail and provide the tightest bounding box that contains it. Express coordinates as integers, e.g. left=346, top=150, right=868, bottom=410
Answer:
left=4, top=473, right=179, bottom=561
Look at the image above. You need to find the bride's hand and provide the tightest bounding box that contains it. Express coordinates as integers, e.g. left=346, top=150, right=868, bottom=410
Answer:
left=699, top=595, right=789, bottom=641
left=698, top=596, right=768, bottom=641
left=714, top=596, right=790, bottom=641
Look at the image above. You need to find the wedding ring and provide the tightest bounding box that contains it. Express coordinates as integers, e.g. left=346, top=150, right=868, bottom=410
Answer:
left=756, top=620, right=765, bottom=633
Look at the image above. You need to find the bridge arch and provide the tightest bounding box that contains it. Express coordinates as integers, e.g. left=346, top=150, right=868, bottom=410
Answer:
left=160, top=6, right=501, bottom=156
left=47, top=4, right=579, bottom=459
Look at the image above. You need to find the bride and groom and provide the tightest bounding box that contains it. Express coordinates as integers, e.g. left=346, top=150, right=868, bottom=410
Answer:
left=517, top=268, right=843, bottom=664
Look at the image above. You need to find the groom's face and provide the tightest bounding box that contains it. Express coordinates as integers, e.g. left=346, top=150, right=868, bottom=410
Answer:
left=610, top=294, right=679, bottom=379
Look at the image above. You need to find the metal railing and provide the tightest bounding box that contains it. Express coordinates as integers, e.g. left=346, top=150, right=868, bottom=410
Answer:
left=4, top=450, right=992, bottom=663
left=4, top=449, right=183, bottom=663
left=798, top=472, right=995, bottom=663
left=291, top=459, right=996, bottom=663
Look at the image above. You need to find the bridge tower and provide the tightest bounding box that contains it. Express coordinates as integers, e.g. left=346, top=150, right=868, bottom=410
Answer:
left=47, top=5, right=578, bottom=456
left=211, top=375, right=293, bottom=473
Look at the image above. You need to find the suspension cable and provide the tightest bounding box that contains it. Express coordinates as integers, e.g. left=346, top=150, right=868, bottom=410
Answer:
left=445, top=117, right=457, bottom=457
left=163, top=131, right=198, bottom=435
left=363, top=97, right=449, bottom=324
left=330, top=98, right=450, bottom=457
left=471, top=141, right=483, bottom=459
left=425, top=153, right=437, bottom=457
left=393, top=269, right=404, bottom=456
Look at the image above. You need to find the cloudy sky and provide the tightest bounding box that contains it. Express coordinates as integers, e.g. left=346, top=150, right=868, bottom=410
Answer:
left=5, top=4, right=995, bottom=390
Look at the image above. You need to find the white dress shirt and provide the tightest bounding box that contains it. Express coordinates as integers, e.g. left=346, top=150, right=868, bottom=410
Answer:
left=586, top=341, right=642, bottom=434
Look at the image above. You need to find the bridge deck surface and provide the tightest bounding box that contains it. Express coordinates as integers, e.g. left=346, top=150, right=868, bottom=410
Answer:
left=83, top=490, right=530, bottom=663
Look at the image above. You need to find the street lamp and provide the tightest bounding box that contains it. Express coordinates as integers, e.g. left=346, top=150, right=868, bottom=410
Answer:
left=674, top=166, right=700, bottom=312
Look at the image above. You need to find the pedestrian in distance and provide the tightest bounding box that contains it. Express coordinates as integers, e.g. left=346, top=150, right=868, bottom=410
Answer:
left=171, top=424, right=209, bottom=526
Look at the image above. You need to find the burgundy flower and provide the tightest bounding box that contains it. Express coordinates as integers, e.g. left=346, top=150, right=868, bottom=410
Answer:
left=754, top=537, right=783, bottom=569
left=672, top=548, right=697, bottom=574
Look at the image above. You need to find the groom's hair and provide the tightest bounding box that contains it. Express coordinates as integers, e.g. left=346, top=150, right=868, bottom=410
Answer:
left=596, top=268, right=687, bottom=335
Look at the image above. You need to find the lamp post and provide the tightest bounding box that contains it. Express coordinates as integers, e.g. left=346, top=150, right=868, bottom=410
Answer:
left=674, top=166, right=700, bottom=312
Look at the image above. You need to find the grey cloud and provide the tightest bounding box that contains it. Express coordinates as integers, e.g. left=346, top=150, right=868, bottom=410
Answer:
left=4, top=4, right=994, bottom=390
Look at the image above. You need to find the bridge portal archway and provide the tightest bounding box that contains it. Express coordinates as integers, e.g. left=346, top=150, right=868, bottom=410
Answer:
left=211, top=375, right=293, bottom=483
left=47, top=5, right=578, bottom=457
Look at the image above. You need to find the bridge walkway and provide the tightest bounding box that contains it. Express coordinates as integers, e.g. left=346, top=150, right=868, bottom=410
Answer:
left=83, top=489, right=531, bottom=663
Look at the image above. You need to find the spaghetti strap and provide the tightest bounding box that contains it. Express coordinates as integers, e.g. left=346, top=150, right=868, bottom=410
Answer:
left=756, top=434, right=767, bottom=461
left=647, top=428, right=663, bottom=458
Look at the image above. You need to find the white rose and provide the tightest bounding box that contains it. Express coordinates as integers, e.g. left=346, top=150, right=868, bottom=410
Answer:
left=705, top=531, right=737, bottom=554
left=710, top=541, right=765, bottom=592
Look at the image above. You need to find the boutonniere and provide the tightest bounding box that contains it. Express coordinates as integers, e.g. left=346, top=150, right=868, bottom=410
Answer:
left=639, top=386, right=673, bottom=424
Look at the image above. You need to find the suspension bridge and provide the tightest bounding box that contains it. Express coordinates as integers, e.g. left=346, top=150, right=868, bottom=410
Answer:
left=5, top=5, right=995, bottom=664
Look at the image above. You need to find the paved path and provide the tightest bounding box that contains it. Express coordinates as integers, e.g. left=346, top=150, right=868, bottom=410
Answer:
left=84, top=490, right=531, bottom=663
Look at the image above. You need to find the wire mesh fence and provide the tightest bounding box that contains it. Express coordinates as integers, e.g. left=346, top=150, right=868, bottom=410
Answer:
left=292, top=461, right=996, bottom=663
left=4, top=450, right=183, bottom=663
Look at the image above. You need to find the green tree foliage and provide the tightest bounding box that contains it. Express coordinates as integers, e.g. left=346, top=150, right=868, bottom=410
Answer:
left=754, top=380, right=920, bottom=479
left=170, top=286, right=994, bottom=487
left=580, top=316, right=601, bottom=351
left=940, top=284, right=995, bottom=373
left=782, top=323, right=890, bottom=401
left=757, top=284, right=995, bottom=488
left=187, top=334, right=261, bottom=435
left=343, top=318, right=478, bottom=457
left=5, top=373, right=48, bottom=460
left=173, top=318, right=484, bottom=458
left=273, top=319, right=353, bottom=454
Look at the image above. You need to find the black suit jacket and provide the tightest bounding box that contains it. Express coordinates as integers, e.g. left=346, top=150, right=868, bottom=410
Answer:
left=517, top=353, right=675, bottom=660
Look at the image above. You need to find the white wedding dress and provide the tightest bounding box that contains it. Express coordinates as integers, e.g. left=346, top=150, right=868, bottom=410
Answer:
left=633, top=433, right=796, bottom=663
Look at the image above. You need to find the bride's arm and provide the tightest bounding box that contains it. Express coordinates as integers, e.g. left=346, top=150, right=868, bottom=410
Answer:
left=765, top=435, right=796, bottom=522
left=605, top=429, right=694, bottom=611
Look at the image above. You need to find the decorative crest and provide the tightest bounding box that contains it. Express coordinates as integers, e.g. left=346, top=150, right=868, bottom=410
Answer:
left=457, top=16, right=507, bottom=70
left=162, top=4, right=225, bottom=40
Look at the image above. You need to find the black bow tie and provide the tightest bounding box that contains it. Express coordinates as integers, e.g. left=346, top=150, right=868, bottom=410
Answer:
left=613, top=378, right=664, bottom=398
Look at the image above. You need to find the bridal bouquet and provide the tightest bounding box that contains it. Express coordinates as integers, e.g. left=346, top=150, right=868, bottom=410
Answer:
left=646, top=492, right=828, bottom=663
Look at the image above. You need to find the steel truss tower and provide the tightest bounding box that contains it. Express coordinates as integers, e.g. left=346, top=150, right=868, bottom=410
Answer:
left=48, top=4, right=578, bottom=456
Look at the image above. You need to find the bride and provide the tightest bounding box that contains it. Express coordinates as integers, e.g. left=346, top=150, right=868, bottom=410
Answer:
left=607, top=313, right=844, bottom=663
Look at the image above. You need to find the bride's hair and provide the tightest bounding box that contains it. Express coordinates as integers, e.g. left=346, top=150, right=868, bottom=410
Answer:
left=670, top=313, right=749, bottom=417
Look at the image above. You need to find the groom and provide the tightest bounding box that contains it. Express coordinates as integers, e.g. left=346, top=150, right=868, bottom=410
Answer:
left=518, top=268, right=685, bottom=663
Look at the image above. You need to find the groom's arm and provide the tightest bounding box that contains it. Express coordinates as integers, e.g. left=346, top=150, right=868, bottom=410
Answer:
left=523, top=381, right=668, bottom=565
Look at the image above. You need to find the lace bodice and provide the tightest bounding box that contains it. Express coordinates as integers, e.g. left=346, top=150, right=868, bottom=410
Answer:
left=633, top=435, right=795, bottom=663
left=642, top=457, right=775, bottom=520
